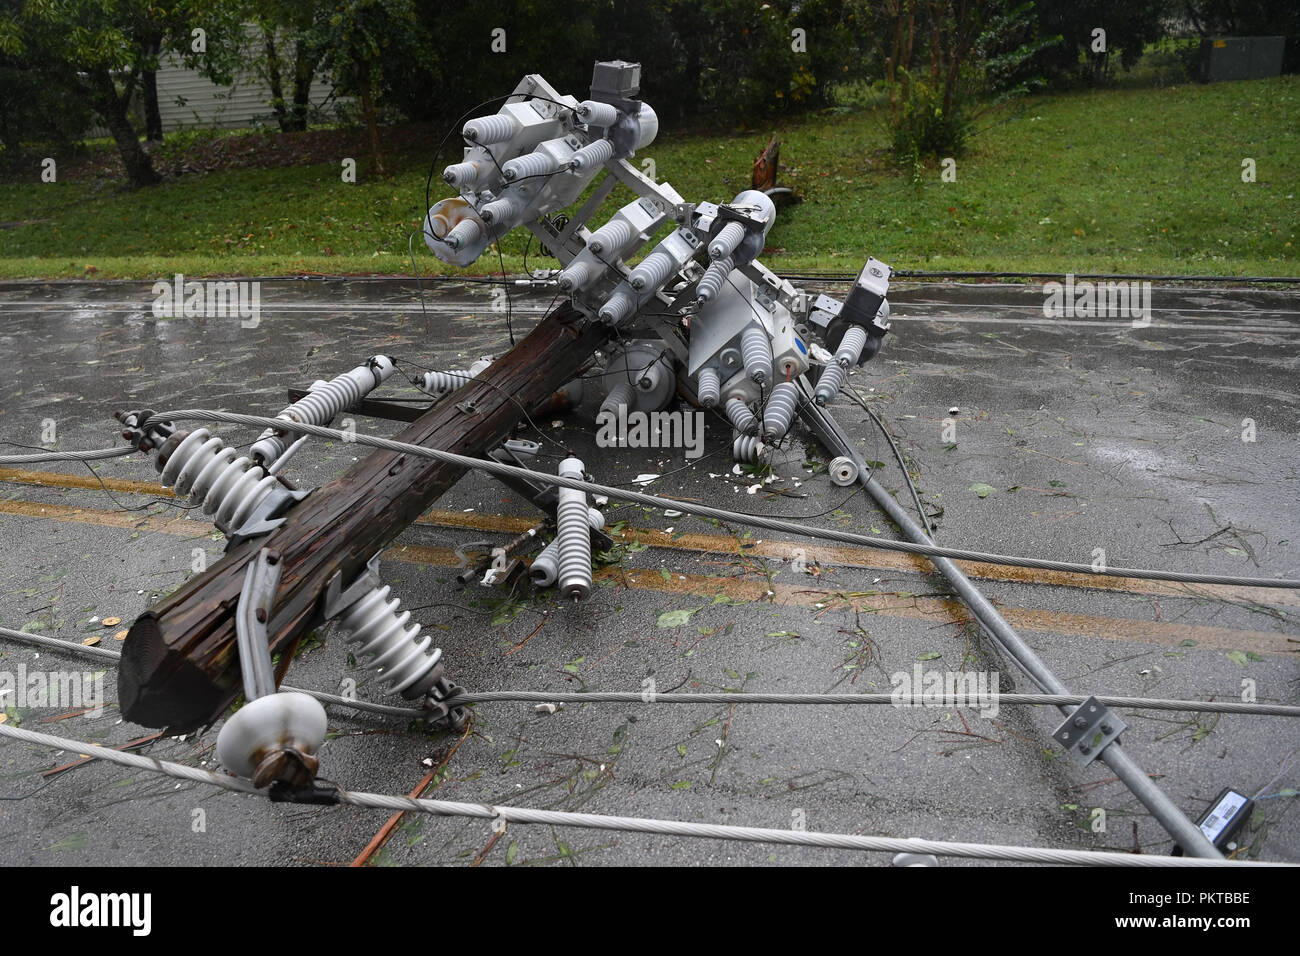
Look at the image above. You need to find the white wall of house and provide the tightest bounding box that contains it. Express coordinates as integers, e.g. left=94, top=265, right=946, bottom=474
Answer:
left=154, top=46, right=340, bottom=132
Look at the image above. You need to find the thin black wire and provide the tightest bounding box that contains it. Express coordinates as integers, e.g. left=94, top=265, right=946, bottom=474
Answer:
left=391, top=356, right=575, bottom=458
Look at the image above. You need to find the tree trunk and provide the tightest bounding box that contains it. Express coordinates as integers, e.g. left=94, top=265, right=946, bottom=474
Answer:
left=357, top=57, right=385, bottom=177
left=263, top=29, right=290, bottom=131
left=87, top=69, right=160, bottom=188
left=289, top=40, right=317, bottom=132
left=118, top=306, right=609, bottom=733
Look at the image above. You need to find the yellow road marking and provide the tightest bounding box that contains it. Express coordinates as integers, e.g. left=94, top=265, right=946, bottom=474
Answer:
left=3, top=498, right=1292, bottom=656
left=4, top=466, right=1291, bottom=609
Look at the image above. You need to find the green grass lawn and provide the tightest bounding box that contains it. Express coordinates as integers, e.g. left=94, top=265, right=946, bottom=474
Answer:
left=1, top=75, right=1296, bottom=280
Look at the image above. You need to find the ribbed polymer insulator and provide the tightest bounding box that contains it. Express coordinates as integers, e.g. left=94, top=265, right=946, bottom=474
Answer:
left=479, top=194, right=525, bottom=226
left=709, top=221, right=746, bottom=260
left=337, top=584, right=443, bottom=699
left=463, top=114, right=516, bottom=144
left=628, top=249, right=675, bottom=292
left=530, top=540, right=560, bottom=586
left=570, top=139, right=615, bottom=172
left=762, top=381, right=800, bottom=441
left=696, top=367, right=721, bottom=407
left=531, top=507, right=604, bottom=587
left=555, top=457, right=592, bottom=601
left=598, top=288, right=636, bottom=325
left=443, top=161, right=483, bottom=188
left=725, top=397, right=758, bottom=435
left=696, top=256, right=733, bottom=304
left=445, top=217, right=483, bottom=251
left=252, top=357, right=394, bottom=466
left=421, top=357, right=492, bottom=397
left=601, top=380, right=636, bottom=414
left=502, top=150, right=558, bottom=181
left=836, top=325, right=869, bottom=367
left=813, top=361, right=847, bottom=406
left=558, top=259, right=598, bottom=292
left=579, top=100, right=619, bottom=127
left=732, top=431, right=771, bottom=465
left=588, top=219, right=633, bottom=255
left=741, top=325, right=773, bottom=386
left=159, top=429, right=282, bottom=532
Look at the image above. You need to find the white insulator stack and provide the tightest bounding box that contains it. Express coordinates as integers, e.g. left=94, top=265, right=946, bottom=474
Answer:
left=579, top=100, right=620, bottom=127
left=555, top=457, right=593, bottom=601
left=725, top=397, right=758, bottom=435
left=588, top=219, right=633, bottom=255
left=813, top=362, right=847, bottom=406
left=531, top=507, right=604, bottom=586
left=732, top=432, right=771, bottom=465
left=479, top=193, right=525, bottom=227
left=598, top=287, right=636, bottom=325
left=709, top=221, right=746, bottom=260
left=421, top=357, right=492, bottom=397
left=762, top=381, right=799, bottom=441
left=570, top=139, right=615, bottom=172
left=252, top=356, right=395, bottom=467
left=502, top=150, right=558, bottom=182
left=337, top=585, right=444, bottom=699
left=159, top=429, right=283, bottom=533
left=558, top=259, right=599, bottom=292
left=600, top=380, right=636, bottom=414
left=696, top=256, right=732, bottom=303
left=463, top=114, right=516, bottom=144
left=530, top=540, right=561, bottom=586
left=836, top=326, right=869, bottom=366
left=696, top=367, right=721, bottom=407
left=741, top=325, right=773, bottom=386
left=628, top=249, right=675, bottom=292
left=444, top=217, right=483, bottom=251
left=443, top=161, right=485, bottom=189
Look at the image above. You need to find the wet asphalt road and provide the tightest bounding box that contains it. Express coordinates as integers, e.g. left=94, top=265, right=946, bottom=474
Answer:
left=0, top=276, right=1296, bottom=867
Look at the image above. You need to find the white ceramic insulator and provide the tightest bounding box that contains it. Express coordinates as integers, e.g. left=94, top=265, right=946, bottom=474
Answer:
left=443, top=161, right=483, bottom=188
left=762, top=381, right=800, bottom=441
left=503, top=150, right=558, bottom=181
left=696, top=256, right=733, bottom=303
left=725, top=397, right=758, bottom=435
left=588, top=218, right=633, bottom=255
left=628, top=249, right=675, bottom=292
left=814, top=361, right=847, bottom=406
left=696, top=367, right=721, bottom=407
left=579, top=100, right=619, bottom=127
left=338, top=585, right=444, bottom=699
left=836, top=325, right=868, bottom=367
left=252, top=356, right=395, bottom=466
left=445, top=217, right=484, bottom=251
left=709, top=221, right=746, bottom=260
left=601, top=380, right=636, bottom=415
left=463, top=114, right=516, bottom=144
left=558, top=259, right=598, bottom=292
left=741, top=325, right=773, bottom=386
left=570, top=139, right=615, bottom=172
left=479, top=194, right=525, bottom=226
left=530, top=540, right=560, bottom=586
left=598, top=288, right=636, bottom=325
left=160, top=429, right=281, bottom=533
left=732, top=432, right=771, bottom=465
left=555, top=457, right=592, bottom=601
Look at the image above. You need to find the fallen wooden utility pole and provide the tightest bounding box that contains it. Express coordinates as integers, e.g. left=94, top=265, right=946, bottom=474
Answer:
left=119, top=304, right=608, bottom=733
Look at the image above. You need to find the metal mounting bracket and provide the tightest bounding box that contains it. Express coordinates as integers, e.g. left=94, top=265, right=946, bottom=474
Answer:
left=322, top=553, right=383, bottom=622
left=1052, top=696, right=1126, bottom=766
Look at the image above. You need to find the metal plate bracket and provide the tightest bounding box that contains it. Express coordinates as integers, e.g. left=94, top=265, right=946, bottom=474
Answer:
left=1053, top=695, right=1126, bottom=766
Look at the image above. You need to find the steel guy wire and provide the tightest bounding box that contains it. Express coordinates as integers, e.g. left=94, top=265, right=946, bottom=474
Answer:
left=137, top=409, right=1300, bottom=590
left=0, top=722, right=1288, bottom=867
